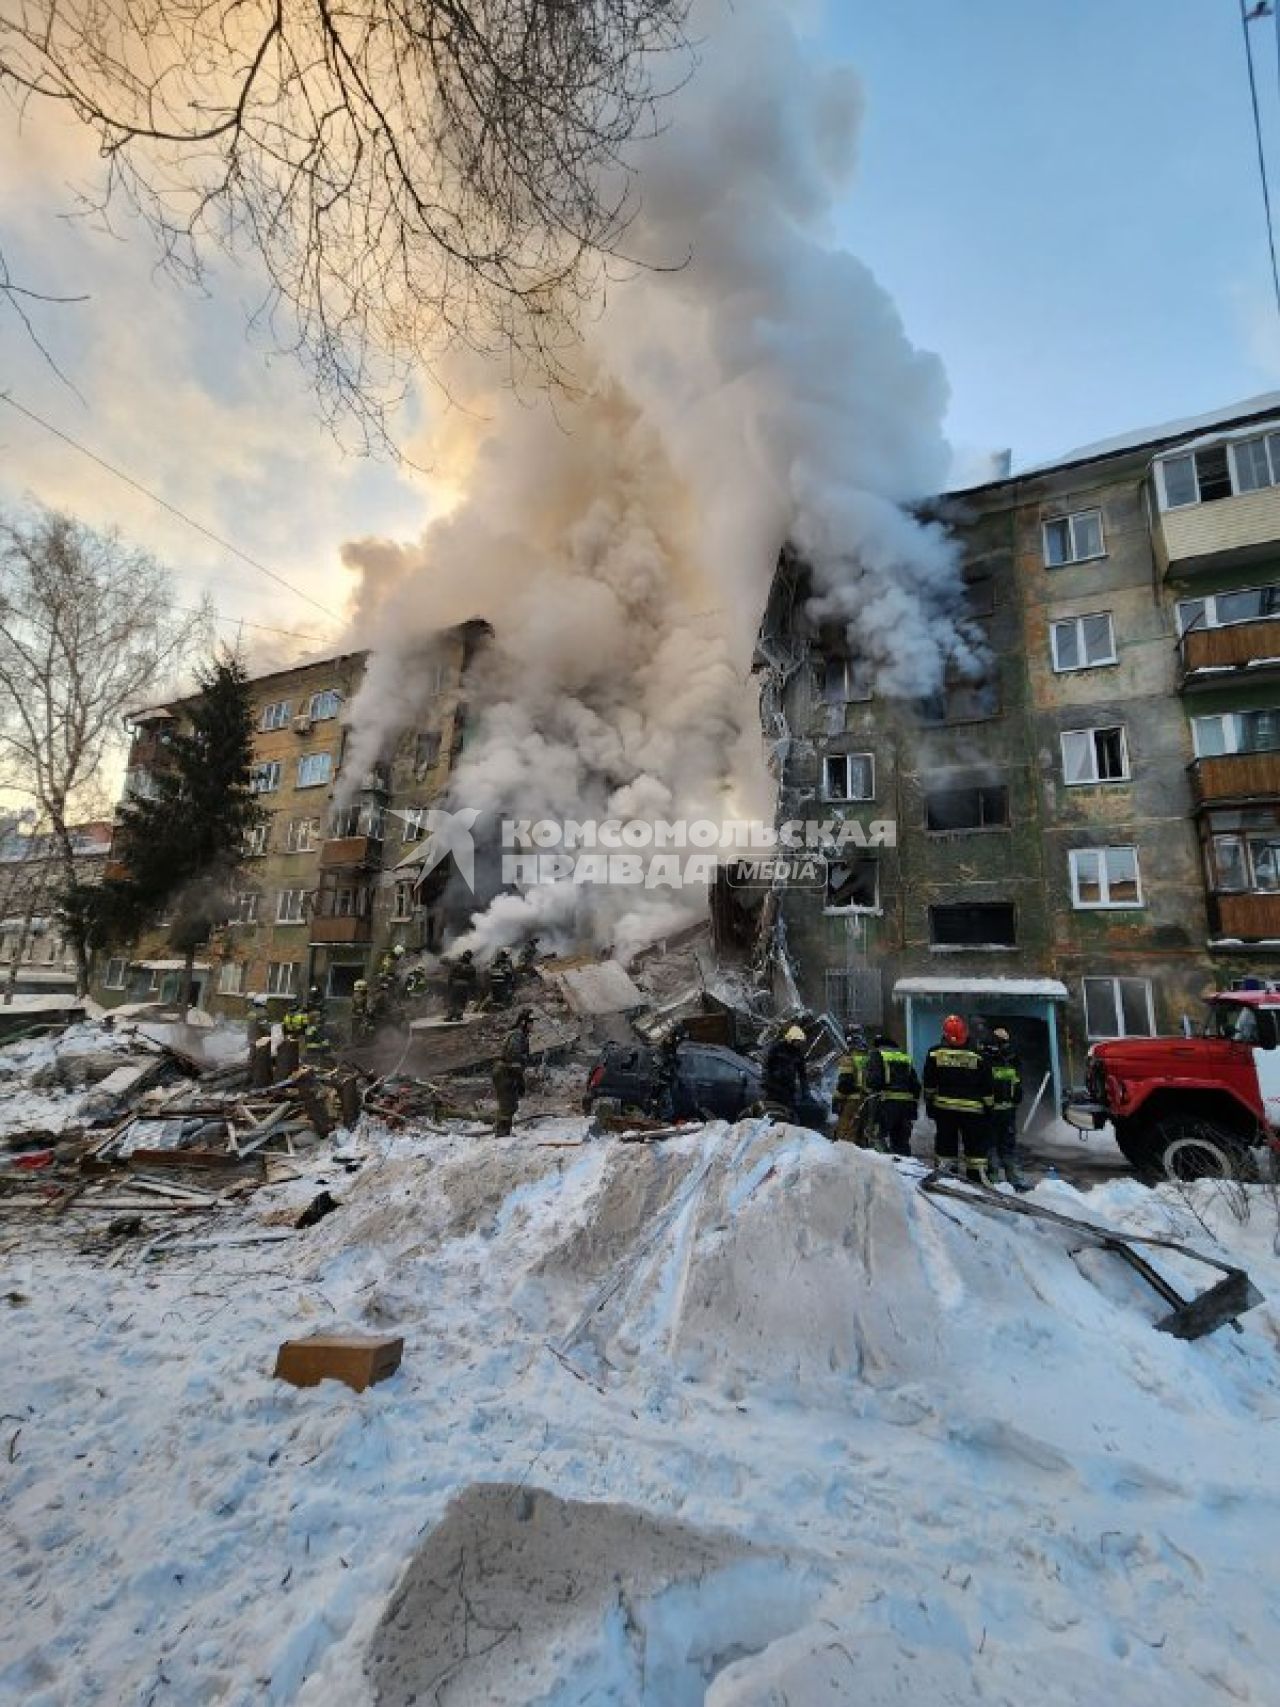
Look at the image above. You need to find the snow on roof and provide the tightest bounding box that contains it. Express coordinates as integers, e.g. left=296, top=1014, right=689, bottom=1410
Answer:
left=1019, top=392, right=1280, bottom=476
left=893, top=976, right=1069, bottom=1001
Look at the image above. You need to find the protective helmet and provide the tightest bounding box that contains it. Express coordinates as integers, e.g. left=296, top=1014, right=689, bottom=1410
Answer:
left=353, top=979, right=368, bottom=992
left=308, top=985, right=320, bottom=999
left=941, top=1014, right=968, bottom=1046
left=784, top=1024, right=807, bottom=1045
left=250, top=994, right=268, bottom=1009
left=993, top=1026, right=1010, bottom=1044
left=393, top=943, right=406, bottom=957
left=845, top=1024, right=868, bottom=1048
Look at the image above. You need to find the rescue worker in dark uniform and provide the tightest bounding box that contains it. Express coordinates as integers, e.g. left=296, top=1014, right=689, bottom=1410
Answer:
left=922, top=1014, right=994, bottom=1182
left=655, top=1024, right=684, bottom=1120
left=833, top=1024, right=870, bottom=1144
left=517, top=938, right=540, bottom=978
left=983, top=1026, right=1025, bottom=1187
left=445, top=949, right=478, bottom=1021
left=350, top=977, right=372, bottom=1036
left=492, top=1007, right=533, bottom=1136
left=488, top=948, right=515, bottom=1009
left=762, top=1024, right=810, bottom=1121
left=864, top=1030, right=921, bottom=1156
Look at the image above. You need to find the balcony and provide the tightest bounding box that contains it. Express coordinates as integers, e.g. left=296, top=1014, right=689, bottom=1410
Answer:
left=1153, top=484, right=1280, bottom=578
left=320, top=835, right=381, bottom=869
left=309, top=914, right=372, bottom=945
left=1180, top=618, right=1280, bottom=690
left=1207, top=891, right=1280, bottom=942
left=1190, top=750, right=1280, bottom=808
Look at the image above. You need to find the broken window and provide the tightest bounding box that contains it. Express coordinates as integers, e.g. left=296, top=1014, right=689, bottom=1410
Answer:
left=1069, top=846, right=1142, bottom=908
left=1043, top=509, right=1104, bottom=567
left=821, top=657, right=873, bottom=704
left=915, top=672, right=1001, bottom=725
left=1051, top=613, right=1116, bottom=672
left=825, top=856, right=879, bottom=912
left=929, top=904, right=1017, bottom=948
left=924, top=784, right=1009, bottom=831
left=1083, top=977, right=1155, bottom=1040
left=1061, top=725, right=1129, bottom=784
left=823, top=753, right=875, bottom=802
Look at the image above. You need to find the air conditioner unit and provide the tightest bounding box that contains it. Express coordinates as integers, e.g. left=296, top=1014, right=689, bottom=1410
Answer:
left=292, top=714, right=313, bottom=734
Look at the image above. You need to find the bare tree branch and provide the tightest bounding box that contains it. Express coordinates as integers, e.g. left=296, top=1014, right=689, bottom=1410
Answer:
left=0, top=1, right=693, bottom=446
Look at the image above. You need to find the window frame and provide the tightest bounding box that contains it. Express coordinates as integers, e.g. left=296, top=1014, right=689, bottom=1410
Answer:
left=267, top=960, right=298, bottom=997
left=1156, top=431, right=1280, bottom=510
left=823, top=854, right=880, bottom=915
left=230, top=890, right=260, bottom=925
left=1069, top=845, right=1144, bottom=910
left=244, top=822, right=269, bottom=857
left=276, top=888, right=309, bottom=924
left=1042, top=508, right=1106, bottom=568
left=1050, top=612, right=1117, bottom=673
left=923, top=782, right=1010, bottom=832
left=820, top=656, right=874, bottom=705
left=308, top=688, right=341, bottom=721
left=252, top=760, right=282, bottom=795
left=822, top=751, right=876, bottom=804
left=1209, top=830, right=1280, bottom=894
left=295, top=751, right=333, bottom=789
left=928, top=902, right=1018, bottom=950
left=218, top=960, right=245, bottom=995
left=1060, top=724, right=1130, bottom=786
left=401, top=805, right=428, bottom=842
left=392, top=879, right=416, bottom=922
left=285, top=816, right=319, bottom=854
left=259, top=700, right=291, bottom=732
left=1176, top=585, right=1280, bottom=634
left=1083, top=976, right=1156, bottom=1041
left=1192, top=710, right=1280, bottom=758
left=103, top=956, right=128, bottom=990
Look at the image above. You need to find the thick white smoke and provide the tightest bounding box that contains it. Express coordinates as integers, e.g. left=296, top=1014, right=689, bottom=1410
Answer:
left=341, top=0, right=970, bottom=959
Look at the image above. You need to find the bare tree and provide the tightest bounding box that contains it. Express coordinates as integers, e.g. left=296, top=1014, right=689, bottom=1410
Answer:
left=0, top=1, right=692, bottom=443
left=0, top=506, right=208, bottom=995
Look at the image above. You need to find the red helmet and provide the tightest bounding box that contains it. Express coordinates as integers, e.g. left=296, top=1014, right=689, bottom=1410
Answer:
left=941, top=1014, right=968, bottom=1046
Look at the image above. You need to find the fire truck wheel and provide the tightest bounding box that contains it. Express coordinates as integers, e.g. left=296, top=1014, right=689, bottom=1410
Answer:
left=1153, top=1118, right=1258, bottom=1184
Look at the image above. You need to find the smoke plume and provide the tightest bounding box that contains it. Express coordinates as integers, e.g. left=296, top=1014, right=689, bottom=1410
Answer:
left=341, top=0, right=969, bottom=958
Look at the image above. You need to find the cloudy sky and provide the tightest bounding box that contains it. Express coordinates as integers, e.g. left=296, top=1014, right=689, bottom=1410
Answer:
left=2, top=0, right=1278, bottom=665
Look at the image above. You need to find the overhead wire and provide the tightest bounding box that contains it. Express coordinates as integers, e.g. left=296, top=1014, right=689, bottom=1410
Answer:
left=1240, top=0, right=1280, bottom=324
left=0, top=390, right=346, bottom=624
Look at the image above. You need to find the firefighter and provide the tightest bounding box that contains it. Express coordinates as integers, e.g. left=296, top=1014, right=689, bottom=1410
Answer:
left=983, top=1026, right=1026, bottom=1187
left=350, top=977, right=373, bottom=1036
left=247, top=994, right=273, bottom=1088
left=922, top=1014, right=994, bottom=1182
left=762, top=1024, right=810, bottom=1122
left=488, top=948, right=515, bottom=1009
left=445, top=949, right=478, bottom=1021
left=492, top=1007, right=534, bottom=1136
left=655, top=1023, right=684, bottom=1120
left=865, top=1030, right=920, bottom=1157
left=833, top=1024, right=870, bottom=1144
left=517, top=937, right=540, bottom=978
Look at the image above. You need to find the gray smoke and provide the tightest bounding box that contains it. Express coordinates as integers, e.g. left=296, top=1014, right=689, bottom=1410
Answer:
left=341, top=0, right=970, bottom=958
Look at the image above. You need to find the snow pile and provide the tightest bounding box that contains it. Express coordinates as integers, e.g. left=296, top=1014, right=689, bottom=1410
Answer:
left=3, top=1119, right=1280, bottom=1705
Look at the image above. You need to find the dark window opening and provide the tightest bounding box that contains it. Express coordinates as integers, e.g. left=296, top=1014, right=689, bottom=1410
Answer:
left=326, top=962, right=365, bottom=1000
left=825, top=857, right=878, bottom=911
left=1195, top=445, right=1233, bottom=503
left=963, top=576, right=995, bottom=616
left=925, top=785, right=1009, bottom=832
left=414, top=730, right=442, bottom=775
left=915, top=674, right=1001, bottom=725
left=929, top=903, right=1017, bottom=947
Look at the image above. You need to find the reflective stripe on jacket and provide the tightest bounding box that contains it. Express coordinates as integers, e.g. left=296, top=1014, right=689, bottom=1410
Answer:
left=991, top=1061, right=1021, bottom=1111
left=922, top=1046, right=993, bottom=1115
left=866, top=1047, right=920, bottom=1103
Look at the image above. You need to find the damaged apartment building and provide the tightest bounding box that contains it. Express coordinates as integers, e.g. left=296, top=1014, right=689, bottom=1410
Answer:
left=758, top=396, right=1280, bottom=1107
left=93, top=624, right=487, bottom=1014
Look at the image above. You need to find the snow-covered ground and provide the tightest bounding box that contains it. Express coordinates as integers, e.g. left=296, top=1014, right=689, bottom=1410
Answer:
left=3, top=1107, right=1280, bottom=1704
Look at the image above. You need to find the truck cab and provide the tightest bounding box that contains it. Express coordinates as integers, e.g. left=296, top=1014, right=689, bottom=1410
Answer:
left=1064, top=985, right=1280, bottom=1180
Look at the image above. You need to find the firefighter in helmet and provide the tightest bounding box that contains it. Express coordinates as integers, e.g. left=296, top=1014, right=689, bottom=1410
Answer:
left=864, top=1030, right=920, bottom=1156
left=922, top=1014, right=994, bottom=1182
left=492, top=1007, right=534, bottom=1136
left=833, top=1024, right=871, bottom=1144
left=762, top=1024, right=810, bottom=1122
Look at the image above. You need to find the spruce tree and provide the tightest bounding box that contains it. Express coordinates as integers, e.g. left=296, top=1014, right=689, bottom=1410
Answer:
left=102, top=653, right=261, bottom=1010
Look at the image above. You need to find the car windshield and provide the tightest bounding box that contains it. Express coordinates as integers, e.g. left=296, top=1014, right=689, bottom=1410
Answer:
left=1203, top=1002, right=1261, bottom=1044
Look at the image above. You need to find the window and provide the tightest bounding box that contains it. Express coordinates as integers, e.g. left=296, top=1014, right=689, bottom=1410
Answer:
left=1043, top=509, right=1104, bottom=567
left=326, top=962, right=365, bottom=1000
left=916, top=674, right=1001, bottom=724
left=244, top=822, right=269, bottom=857
left=823, top=753, right=875, bottom=802
left=1070, top=846, right=1142, bottom=908
left=1051, top=612, right=1116, bottom=672
left=252, top=761, right=282, bottom=794
left=392, top=879, right=416, bottom=921
left=963, top=576, right=996, bottom=616
left=1061, top=726, right=1129, bottom=785
left=309, top=689, right=341, bottom=720
left=821, top=657, right=873, bottom=704
left=328, top=802, right=384, bottom=839
left=824, top=856, right=879, bottom=912
left=929, top=904, right=1017, bottom=948
left=276, top=888, right=308, bottom=923
left=401, top=806, right=429, bottom=842
left=267, top=961, right=298, bottom=997
left=1157, top=433, right=1280, bottom=509
left=218, top=961, right=244, bottom=995
left=329, top=884, right=371, bottom=918
left=286, top=817, right=319, bottom=854
left=1083, top=977, right=1155, bottom=1040
left=924, top=784, right=1009, bottom=832
left=1210, top=831, right=1280, bottom=893
left=1191, top=710, right=1280, bottom=757
left=296, top=752, right=333, bottom=788
left=1177, top=586, right=1280, bottom=633
left=414, top=730, right=442, bottom=775
left=260, top=700, right=291, bottom=732
left=102, top=956, right=128, bottom=990
left=230, top=891, right=260, bottom=924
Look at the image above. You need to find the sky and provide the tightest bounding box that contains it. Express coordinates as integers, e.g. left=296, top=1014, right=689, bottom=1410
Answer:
left=1, top=0, right=1279, bottom=661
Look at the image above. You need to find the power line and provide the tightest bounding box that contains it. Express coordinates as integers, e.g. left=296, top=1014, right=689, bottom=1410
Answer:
left=176, top=605, right=325, bottom=643
left=1240, top=0, right=1280, bottom=323
left=0, top=390, right=346, bottom=623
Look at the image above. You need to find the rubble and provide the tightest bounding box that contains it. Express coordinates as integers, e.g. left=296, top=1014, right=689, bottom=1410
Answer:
left=273, top=1331, right=404, bottom=1393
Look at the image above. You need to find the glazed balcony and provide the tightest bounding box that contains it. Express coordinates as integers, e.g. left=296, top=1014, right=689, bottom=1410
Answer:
left=1180, top=618, right=1280, bottom=691
left=1190, top=750, right=1280, bottom=808
left=319, top=834, right=382, bottom=869
left=309, top=914, right=372, bottom=945
left=1154, top=484, right=1280, bottom=578
left=1207, top=891, right=1280, bottom=941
